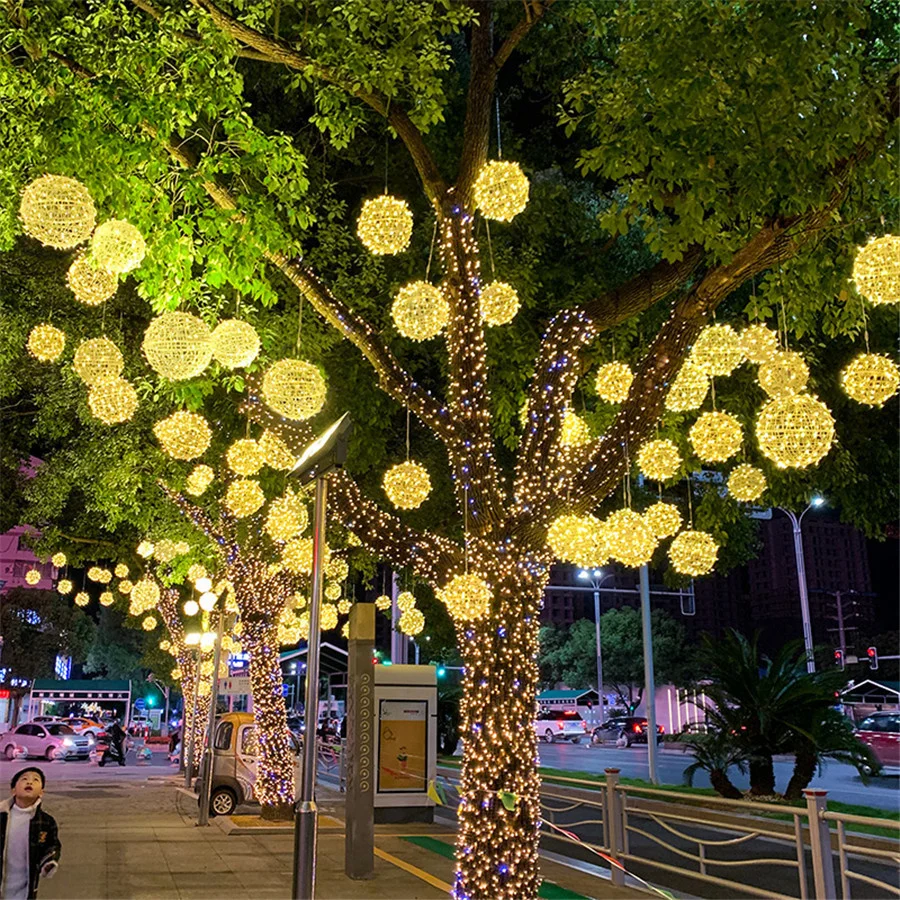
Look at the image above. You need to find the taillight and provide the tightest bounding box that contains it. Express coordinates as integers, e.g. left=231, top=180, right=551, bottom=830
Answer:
left=558, top=722, right=564, bottom=730
left=633, top=723, right=641, bottom=733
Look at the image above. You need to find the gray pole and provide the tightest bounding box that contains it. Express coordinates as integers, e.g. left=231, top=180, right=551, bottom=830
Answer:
left=835, top=591, right=846, bottom=658
left=789, top=512, right=816, bottom=673
left=197, top=610, right=225, bottom=827
left=593, top=589, right=603, bottom=726
left=639, top=564, right=659, bottom=785
left=162, top=685, right=170, bottom=739
left=184, top=654, right=201, bottom=789
left=293, top=475, right=327, bottom=899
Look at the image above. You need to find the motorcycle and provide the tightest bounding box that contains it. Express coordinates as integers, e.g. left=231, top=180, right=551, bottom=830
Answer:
left=97, top=735, right=128, bottom=767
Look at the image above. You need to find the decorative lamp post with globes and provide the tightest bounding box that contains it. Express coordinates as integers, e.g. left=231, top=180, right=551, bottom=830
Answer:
left=577, top=569, right=616, bottom=725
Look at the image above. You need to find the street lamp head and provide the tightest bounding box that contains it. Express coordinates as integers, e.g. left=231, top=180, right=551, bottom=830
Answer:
left=577, top=569, right=589, bottom=580
left=811, top=495, right=826, bottom=508
left=185, top=632, right=201, bottom=646
left=593, top=569, right=604, bottom=579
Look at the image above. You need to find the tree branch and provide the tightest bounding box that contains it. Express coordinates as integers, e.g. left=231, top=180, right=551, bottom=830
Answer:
left=158, top=482, right=238, bottom=561
left=492, top=0, right=557, bottom=72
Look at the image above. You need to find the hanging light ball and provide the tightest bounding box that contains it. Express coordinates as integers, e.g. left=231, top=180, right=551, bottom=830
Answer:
left=57, top=579, right=73, bottom=595
left=690, top=324, right=744, bottom=376
left=26, top=324, right=65, bottom=362
left=841, top=353, right=900, bottom=407
left=143, top=312, right=213, bottom=381
left=337, top=598, right=352, bottom=615
left=473, top=160, right=530, bottom=222
left=183, top=598, right=200, bottom=617
left=141, top=615, right=157, bottom=631
left=595, top=362, right=634, bottom=404
left=439, top=573, right=492, bottom=621
left=118, top=580, right=133, bottom=595
left=728, top=463, right=768, bottom=502
left=224, top=479, right=265, bottom=518
left=356, top=194, right=414, bottom=255
left=91, top=219, right=146, bottom=273
left=264, top=491, right=308, bottom=543
left=383, top=460, right=432, bottom=509
left=88, top=376, right=138, bottom=425
left=225, top=438, right=265, bottom=476
left=480, top=281, right=520, bottom=326
left=152, top=539, right=179, bottom=563
left=546, top=514, right=608, bottom=567
left=637, top=438, right=682, bottom=482
left=66, top=252, right=118, bottom=306
left=185, top=464, right=215, bottom=496
left=159, top=639, right=171, bottom=652
left=153, top=411, right=212, bottom=460
left=318, top=604, right=339, bottom=632
left=114, top=563, right=129, bottom=578
left=397, top=591, right=417, bottom=612
left=324, top=583, right=342, bottom=602
left=758, top=350, right=809, bottom=398
left=73, top=337, right=123, bottom=385
left=20, top=174, right=96, bottom=249
left=757, top=393, right=835, bottom=469
left=137, top=540, right=155, bottom=558
left=259, top=429, right=296, bottom=470
left=689, top=411, right=743, bottom=462
left=51, top=553, right=67, bottom=568
left=75, top=591, right=90, bottom=607
left=282, top=537, right=330, bottom=575
left=605, top=509, right=658, bottom=569
left=87, top=566, right=105, bottom=582
left=24, top=569, right=41, bottom=585
left=391, top=281, right=450, bottom=341
left=851, top=235, right=900, bottom=306
left=326, top=558, right=349, bottom=582
left=669, top=530, right=719, bottom=576
left=375, top=594, right=392, bottom=611
left=560, top=409, right=592, bottom=447
left=211, top=319, right=260, bottom=369
left=100, top=591, right=115, bottom=607
left=740, top=324, right=779, bottom=364
left=665, top=360, right=709, bottom=412
left=262, top=358, right=327, bottom=421
left=644, top=502, right=682, bottom=540
left=400, top=608, right=425, bottom=637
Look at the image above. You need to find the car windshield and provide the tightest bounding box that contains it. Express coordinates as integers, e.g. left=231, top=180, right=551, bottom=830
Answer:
left=538, top=711, right=583, bottom=721
left=47, top=724, right=75, bottom=735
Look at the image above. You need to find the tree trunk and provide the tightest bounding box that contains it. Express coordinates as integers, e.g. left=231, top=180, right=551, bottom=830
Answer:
left=709, top=769, right=744, bottom=800
left=748, top=754, right=777, bottom=796
left=177, top=653, right=208, bottom=771
left=784, top=744, right=817, bottom=801
left=454, top=566, right=544, bottom=900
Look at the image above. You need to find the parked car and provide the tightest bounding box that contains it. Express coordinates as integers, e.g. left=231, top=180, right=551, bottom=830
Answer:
left=1, top=722, right=92, bottom=760
left=533, top=709, right=589, bottom=743
left=856, top=712, right=899, bottom=775
left=592, top=716, right=665, bottom=746
left=61, top=717, right=103, bottom=739
left=29, top=715, right=59, bottom=724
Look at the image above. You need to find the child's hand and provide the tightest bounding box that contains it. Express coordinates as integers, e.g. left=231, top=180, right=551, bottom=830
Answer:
left=40, top=861, right=58, bottom=879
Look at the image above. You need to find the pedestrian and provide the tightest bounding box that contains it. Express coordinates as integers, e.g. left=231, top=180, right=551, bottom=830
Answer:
left=0, top=767, right=61, bottom=899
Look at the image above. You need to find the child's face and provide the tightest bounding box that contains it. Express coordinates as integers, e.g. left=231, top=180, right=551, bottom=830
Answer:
left=12, top=772, right=43, bottom=807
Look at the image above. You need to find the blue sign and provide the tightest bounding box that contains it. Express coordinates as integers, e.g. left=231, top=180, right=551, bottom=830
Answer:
left=134, top=698, right=146, bottom=710
left=281, top=684, right=290, bottom=697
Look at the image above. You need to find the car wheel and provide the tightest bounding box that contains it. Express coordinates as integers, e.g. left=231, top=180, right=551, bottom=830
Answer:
left=84, top=731, right=94, bottom=739
left=861, top=763, right=874, bottom=777
left=616, top=734, right=631, bottom=748
left=4, top=744, right=16, bottom=760
left=45, top=746, right=56, bottom=761
left=209, top=787, right=237, bottom=817
left=571, top=737, right=581, bottom=744
left=544, top=729, right=555, bottom=744
left=591, top=730, right=603, bottom=745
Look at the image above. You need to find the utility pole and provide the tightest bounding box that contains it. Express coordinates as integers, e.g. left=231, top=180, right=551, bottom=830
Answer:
left=835, top=591, right=846, bottom=659
left=639, top=564, right=659, bottom=786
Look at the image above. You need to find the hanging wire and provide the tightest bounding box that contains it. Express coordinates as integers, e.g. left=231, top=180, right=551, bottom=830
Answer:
left=384, top=130, right=390, bottom=194
left=296, top=293, right=304, bottom=355
left=425, top=219, right=438, bottom=281
left=485, top=219, right=496, bottom=279
left=686, top=475, right=694, bottom=527
left=860, top=295, right=871, bottom=353
left=495, top=96, right=503, bottom=159
left=710, top=378, right=717, bottom=410
left=405, top=402, right=411, bottom=460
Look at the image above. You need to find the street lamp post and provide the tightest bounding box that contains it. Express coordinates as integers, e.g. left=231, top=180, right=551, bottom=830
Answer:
left=577, top=569, right=615, bottom=725
left=777, top=496, right=825, bottom=674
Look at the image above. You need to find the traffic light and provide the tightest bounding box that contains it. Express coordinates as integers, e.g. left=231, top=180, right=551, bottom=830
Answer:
left=833, top=649, right=845, bottom=670
left=436, top=666, right=447, bottom=679
left=866, top=646, right=879, bottom=670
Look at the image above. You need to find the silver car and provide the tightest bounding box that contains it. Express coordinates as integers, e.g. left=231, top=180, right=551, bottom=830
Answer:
left=533, top=709, right=589, bottom=744
left=1, top=722, right=91, bottom=760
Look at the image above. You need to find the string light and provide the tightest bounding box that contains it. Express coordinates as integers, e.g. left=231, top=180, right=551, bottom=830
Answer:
left=51, top=553, right=67, bottom=568
left=259, top=429, right=297, bottom=470
left=841, top=353, right=900, bottom=406
left=66, top=253, right=118, bottom=306
left=57, top=579, right=73, bottom=595
left=757, top=393, right=835, bottom=469
left=728, top=463, right=767, bottom=502
left=154, top=411, right=212, bottom=460
left=211, top=319, right=260, bottom=369
left=391, top=281, right=450, bottom=341
left=690, top=324, right=744, bottom=376
left=740, top=324, right=779, bottom=364
left=88, top=376, right=138, bottom=424
left=375, top=594, right=391, bottom=611
left=636, top=439, right=681, bottom=482
left=669, top=529, right=718, bottom=576
left=665, top=360, right=709, bottom=412
left=400, top=608, right=425, bottom=636
left=91, top=219, right=146, bottom=273
left=383, top=460, right=432, bottom=509
left=75, top=591, right=90, bottom=607
left=439, top=573, right=492, bottom=621
left=605, top=509, right=657, bottom=568
left=100, top=591, right=115, bottom=606
left=26, top=324, right=66, bottom=362
left=185, top=464, right=215, bottom=496
left=595, top=362, right=634, bottom=404
left=142, top=312, right=213, bottom=381
left=644, top=502, right=682, bottom=539
left=559, top=409, right=592, bottom=447
left=264, top=490, right=308, bottom=542
left=226, top=438, right=266, bottom=476
left=356, top=195, right=414, bottom=254
left=689, top=410, right=743, bottom=462
left=546, top=514, right=607, bottom=567
left=224, top=479, right=266, bottom=517
left=851, top=235, right=899, bottom=306
left=758, top=350, right=809, bottom=398
left=118, top=580, right=133, bottom=595
left=480, top=282, right=520, bottom=326
left=262, top=358, right=327, bottom=421
left=19, top=174, right=96, bottom=249
left=73, top=337, right=124, bottom=385
left=24, top=569, right=40, bottom=585
left=473, top=161, right=530, bottom=222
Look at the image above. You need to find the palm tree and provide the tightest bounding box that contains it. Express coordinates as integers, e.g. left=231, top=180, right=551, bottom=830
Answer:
left=681, top=730, right=747, bottom=800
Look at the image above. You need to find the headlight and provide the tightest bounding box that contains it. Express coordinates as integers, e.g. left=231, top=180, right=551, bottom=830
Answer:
left=63, top=737, right=74, bottom=746
left=86, top=733, right=96, bottom=744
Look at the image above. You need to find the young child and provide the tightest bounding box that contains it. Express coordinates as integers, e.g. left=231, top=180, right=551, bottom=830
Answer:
left=0, top=768, right=61, bottom=899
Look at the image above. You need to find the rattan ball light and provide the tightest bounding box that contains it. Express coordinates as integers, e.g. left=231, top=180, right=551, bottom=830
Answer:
left=73, top=337, right=123, bottom=385
left=20, top=175, right=96, bottom=249
left=690, top=324, right=744, bottom=376
left=439, top=573, right=492, bottom=621
left=375, top=594, right=392, bottom=611
left=118, top=580, right=133, bottom=595
left=154, top=411, right=211, bottom=460
left=75, top=591, right=90, bottom=607
left=114, top=563, right=129, bottom=578
left=88, top=376, right=138, bottom=424
left=756, top=394, right=835, bottom=469
left=264, top=491, right=308, bottom=543
left=51, top=553, right=67, bottom=568
left=480, top=281, right=520, bottom=326
left=262, top=359, right=327, bottom=421
left=337, top=598, right=352, bottom=615
left=391, top=281, right=449, bottom=341
left=66, top=253, right=118, bottom=306
left=758, top=350, right=809, bottom=398
left=141, top=615, right=157, bottom=631
left=259, top=429, right=296, bottom=470
left=57, top=579, right=73, bottom=595
left=319, top=605, right=339, bottom=632
left=27, top=324, right=66, bottom=362
left=605, top=509, right=657, bottom=568
left=851, top=235, right=900, bottom=306
left=546, top=513, right=607, bottom=568
left=740, top=324, right=779, bottom=364
left=595, top=362, right=634, bottom=404
left=644, top=502, right=682, bottom=540
left=665, top=360, right=709, bottom=412
left=143, top=312, right=212, bottom=381
left=25, top=568, right=41, bottom=585
left=473, top=161, right=530, bottom=222
left=669, top=529, right=718, bottom=576
left=840, top=353, right=900, bottom=407
left=397, top=591, right=417, bottom=612
left=225, top=438, right=266, bottom=476
left=400, top=608, right=425, bottom=636
left=185, top=464, right=215, bottom=496
left=224, top=479, right=266, bottom=518
left=637, top=438, right=682, bottom=482
left=326, top=558, right=349, bottom=582
left=100, top=591, right=115, bottom=607
left=728, top=463, right=767, bottom=502
left=560, top=409, right=592, bottom=447
left=356, top=195, right=414, bottom=255
left=689, top=410, right=743, bottom=462
left=91, top=219, right=146, bottom=274
left=383, top=460, right=432, bottom=509
left=324, top=583, right=342, bottom=602
left=211, top=319, right=260, bottom=369
left=130, top=578, right=160, bottom=613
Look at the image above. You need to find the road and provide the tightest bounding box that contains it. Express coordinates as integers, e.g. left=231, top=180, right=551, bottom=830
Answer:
left=535, top=739, right=900, bottom=811
left=0, top=747, right=176, bottom=783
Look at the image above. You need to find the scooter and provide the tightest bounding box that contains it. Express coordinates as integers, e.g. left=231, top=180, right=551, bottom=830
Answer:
left=98, top=740, right=127, bottom=767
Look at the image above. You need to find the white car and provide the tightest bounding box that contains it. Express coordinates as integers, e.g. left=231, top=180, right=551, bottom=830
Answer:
left=533, top=709, right=589, bottom=744
left=60, top=717, right=103, bottom=739
left=1, top=722, right=92, bottom=760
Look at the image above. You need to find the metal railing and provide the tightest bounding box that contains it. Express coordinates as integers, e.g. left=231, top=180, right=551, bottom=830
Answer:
left=825, top=808, right=900, bottom=898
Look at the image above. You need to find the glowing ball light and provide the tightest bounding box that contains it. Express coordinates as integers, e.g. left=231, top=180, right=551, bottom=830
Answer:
left=91, top=219, right=146, bottom=274
left=439, top=573, right=492, bottom=621
left=160, top=640, right=171, bottom=652
left=690, top=324, right=744, bottom=376
left=211, top=319, right=260, bottom=369
left=198, top=592, right=217, bottom=612
left=689, top=411, right=743, bottom=462
left=480, top=281, right=520, bottom=326
left=375, top=594, right=392, bottom=611
left=397, top=591, right=417, bottom=612
left=154, top=411, right=212, bottom=460
left=851, top=235, right=900, bottom=306
left=100, top=591, right=115, bottom=607
left=75, top=591, right=90, bottom=607
left=758, top=351, right=809, bottom=398
left=546, top=513, right=607, bottom=567
left=88, top=376, right=138, bottom=424
left=66, top=253, right=118, bottom=306
left=142, top=615, right=157, bottom=631
left=320, top=605, right=339, bottom=631
left=194, top=576, right=212, bottom=592
left=87, top=566, right=105, bottom=582
left=356, top=195, right=413, bottom=255
left=637, top=438, right=681, bottom=482
left=185, top=464, right=215, bottom=496
left=324, top=583, right=341, bottom=602
left=57, top=579, right=73, bottom=595
left=282, top=537, right=329, bottom=575
left=740, top=324, right=779, bottom=364
left=264, top=491, right=308, bottom=543
left=259, top=430, right=296, bottom=470
left=226, top=438, right=265, bottom=476
left=841, top=353, right=900, bottom=406
left=130, top=579, right=159, bottom=614
left=757, top=394, right=835, bottom=469
left=118, top=580, right=133, bottom=595
left=183, top=599, right=200, bottom=616
left=143, top=312, right=212, bottom=381
left=25, top=569, right=41, bottom=585
left=400, top=608, right=425, bottom=636
left=595, top=362, right=634, bottom=404
left=391, top=282, right=449, bottom=341
left=560, top=409, right=592, bottom=447
left=669, top=530, right=719, bottom=576
left=728, top=464, right=767, bottom=502
left=326, top=558, right=349, bottom=582
left=137, top=540, right=154, bottom=558
left=473, top=161, right=530, bottom=222
left=224, top=479, right=265, bottom=518
left=644, top=502, right=682, bottom=540
left=51, top=553, right=67, bottom=568
left=27, top=324, right=66, bottom=362
left=383, top=460, right=432, bottom=509
left=153, top=540, right=180, bottom=563
left=114, top=563, right=129, bottom=578
left=20, top=175, right=96, bottom=249
left=605, top=509, right=657, bottom=568
left=665, top=360, right=709, bottom=412
left=337, top=598, right=352, bottom=615
left=73, top=337, right=123, bottom=385
left=262, top=359, right=327, bottom=421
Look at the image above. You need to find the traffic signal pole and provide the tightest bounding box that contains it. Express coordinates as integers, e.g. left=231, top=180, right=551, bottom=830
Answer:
left=639, top=564, right=659, bottom=786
